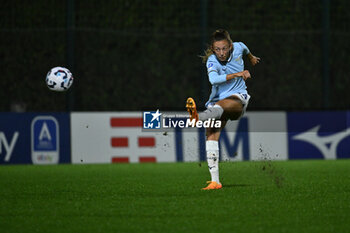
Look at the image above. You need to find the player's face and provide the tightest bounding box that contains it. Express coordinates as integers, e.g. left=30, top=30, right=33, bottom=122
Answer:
left=213, top=40, right=232, bottom=62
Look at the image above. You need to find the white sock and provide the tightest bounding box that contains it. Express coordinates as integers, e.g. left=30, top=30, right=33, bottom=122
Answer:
left=206, top=140, right=220, bottom=183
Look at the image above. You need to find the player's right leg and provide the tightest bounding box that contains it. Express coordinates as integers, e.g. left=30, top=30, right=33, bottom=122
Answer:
left=186, top=97, right=224, bottom=122
left=199, top=104, right=224, bottom=121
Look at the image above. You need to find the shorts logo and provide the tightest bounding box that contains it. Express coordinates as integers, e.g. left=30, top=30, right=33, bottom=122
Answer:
left=143, top=110, right=162, bottom=129
left=240, top=93, right=248, bottom=100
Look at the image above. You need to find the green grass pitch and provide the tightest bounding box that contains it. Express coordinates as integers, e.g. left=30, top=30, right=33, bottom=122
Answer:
left=0, top=160, right=349, bottom=233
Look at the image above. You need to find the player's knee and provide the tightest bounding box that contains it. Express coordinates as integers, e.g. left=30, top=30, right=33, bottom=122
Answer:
left=223, top=111, right=242, bottom=121
left=207, top=133, right=220, bottom=141
left=218, top=98, right=243, bottom=119
left=206, top=128, right=220, bottom=140
left=223, top=103, right=243, bottom=120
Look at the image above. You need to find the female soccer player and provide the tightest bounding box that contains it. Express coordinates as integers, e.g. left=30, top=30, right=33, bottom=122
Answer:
left=186, top=29, right=260, bottom=190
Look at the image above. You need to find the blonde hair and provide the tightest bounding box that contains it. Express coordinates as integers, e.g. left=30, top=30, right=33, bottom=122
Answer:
left=201, top=29, right=233, bottom=63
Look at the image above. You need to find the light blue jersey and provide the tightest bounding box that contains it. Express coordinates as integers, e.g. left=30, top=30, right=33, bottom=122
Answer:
left=205, top=42, right=250, bottom=107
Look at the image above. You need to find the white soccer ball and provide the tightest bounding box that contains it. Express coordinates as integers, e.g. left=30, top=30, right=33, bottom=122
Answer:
left=46, top=67, right=73, bottom=91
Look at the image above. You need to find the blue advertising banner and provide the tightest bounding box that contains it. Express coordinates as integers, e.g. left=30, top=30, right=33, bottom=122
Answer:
left=0, top=113, right=70, bottom=164
left=287, top=111, right=350, bottom=159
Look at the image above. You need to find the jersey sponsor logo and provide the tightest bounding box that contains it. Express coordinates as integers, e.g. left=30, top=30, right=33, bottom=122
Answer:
left=207, top=63, right=214, bottom=68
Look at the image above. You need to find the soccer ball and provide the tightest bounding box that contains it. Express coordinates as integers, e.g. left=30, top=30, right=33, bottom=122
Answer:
left=46, top=67, right=73, bottom=91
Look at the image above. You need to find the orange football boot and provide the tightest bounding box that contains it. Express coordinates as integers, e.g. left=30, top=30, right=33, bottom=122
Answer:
left=186, top=97, right=199, bottom=122
left=202, top=181, right=222, bottom=190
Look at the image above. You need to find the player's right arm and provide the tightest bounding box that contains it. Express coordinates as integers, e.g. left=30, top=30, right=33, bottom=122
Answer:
left=225, top=70, right=251, bottom=81
left=207, top=60, right=225, bottom=85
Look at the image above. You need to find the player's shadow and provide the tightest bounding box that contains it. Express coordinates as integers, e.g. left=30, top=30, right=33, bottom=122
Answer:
left=223, top=184, right=255, bottom=188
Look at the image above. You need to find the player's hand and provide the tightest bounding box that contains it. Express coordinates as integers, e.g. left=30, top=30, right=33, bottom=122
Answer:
left=249, top=55, right=260, bottom=66
left=241, top=70, right=251, bottom=80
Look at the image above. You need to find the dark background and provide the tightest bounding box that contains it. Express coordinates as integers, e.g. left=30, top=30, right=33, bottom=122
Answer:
left=1, top=0, right=349, bottom=112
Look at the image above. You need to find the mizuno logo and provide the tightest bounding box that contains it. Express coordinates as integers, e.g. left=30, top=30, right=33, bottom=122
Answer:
left=292, top=125, right=350, bottom=159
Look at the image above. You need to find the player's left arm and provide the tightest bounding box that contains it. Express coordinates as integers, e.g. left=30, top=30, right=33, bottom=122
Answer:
left=239, top=42, right=260, bottom=66
left=247, top=53, right=260, bottom=66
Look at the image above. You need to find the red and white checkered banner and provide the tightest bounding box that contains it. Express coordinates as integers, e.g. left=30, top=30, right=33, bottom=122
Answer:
left=71, top=112, right=178, bottom=164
